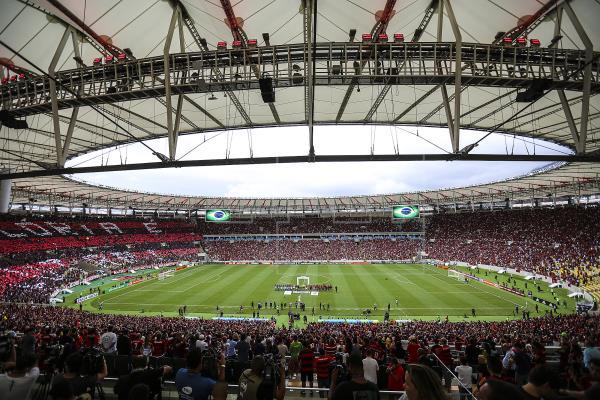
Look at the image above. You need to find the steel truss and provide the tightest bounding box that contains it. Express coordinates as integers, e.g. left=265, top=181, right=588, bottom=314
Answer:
left=10, top=171, right=600, bottom=213
left=2, top=42, right=598, bottom=117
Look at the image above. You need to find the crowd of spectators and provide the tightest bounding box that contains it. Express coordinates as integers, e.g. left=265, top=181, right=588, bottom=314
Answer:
left=0, top=247, right=200, bottom=303
left=424, top=207, right=600, bottom=286
left=198, top=216, right=421, bottom=235
left=1, top=303, right=599, bottom=399
left=204, top=238, right=420, bottom=261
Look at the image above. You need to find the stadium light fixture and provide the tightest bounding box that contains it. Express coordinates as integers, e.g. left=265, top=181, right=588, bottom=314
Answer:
left=516, top=37, right=527, bottom=46
left=378, top=33, right=388, bottom=42
left=393, top=33, right=404, bottom=43
left=93, top=57, right=102, bottom=65
left=217, top=41, right=227, bottom=49
left=362, top=33, right=373, bottom=42
left=232, top=40, right=242, bottom=48
left=529, top=38, right=541, bottom=47
left=105, top=55, right=114, bottom=63
left=502, top=37, right=513, bottom=46
left=247, top=39, right=258, bottom=47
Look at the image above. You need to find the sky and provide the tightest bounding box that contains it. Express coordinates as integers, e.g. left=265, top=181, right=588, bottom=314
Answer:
left=67, top=125, right=570, bottom=198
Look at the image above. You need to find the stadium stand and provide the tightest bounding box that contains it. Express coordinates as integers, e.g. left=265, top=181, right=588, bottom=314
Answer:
left=203, top=239, right=420, bottom=261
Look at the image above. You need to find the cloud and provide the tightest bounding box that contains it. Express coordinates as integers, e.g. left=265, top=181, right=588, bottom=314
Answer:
left=68, top=126, right=568, bottom=197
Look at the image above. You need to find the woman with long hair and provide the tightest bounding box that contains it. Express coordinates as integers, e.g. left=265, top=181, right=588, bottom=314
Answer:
left=402, top=363, right=448, bottom=400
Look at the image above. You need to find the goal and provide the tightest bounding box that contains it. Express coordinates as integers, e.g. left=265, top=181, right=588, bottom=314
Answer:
left=296, top=276, right=310, bottom=288
left=158, top=269, right=176, bottom=281
left=448, top=269, right=464, bottom=281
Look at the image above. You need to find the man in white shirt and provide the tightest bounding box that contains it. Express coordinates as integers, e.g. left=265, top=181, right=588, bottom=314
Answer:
left=100, top=325, right=118, bottom=354
left=0, top=352, right=40, bottom=400
left=362, top=349, right=379, bottom=384
left=454, top=357, right=473, bottom=400
left=196, top=334, right=208, bottom=352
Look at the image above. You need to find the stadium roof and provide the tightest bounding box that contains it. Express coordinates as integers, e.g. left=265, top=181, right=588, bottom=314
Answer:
left=1, top=0, right=599, bottom=212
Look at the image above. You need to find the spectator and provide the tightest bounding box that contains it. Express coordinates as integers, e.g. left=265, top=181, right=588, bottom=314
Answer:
left=289, top=336, right=303, bottom=379
left=238, top=355, right=286, bottom=400
left=478, top=380, right=526, bottom=400
left=583, top=337, right=600, bottom=369
left=386, top=357, right=405, bottom=391
left=454, top=357, right=473, bottom=400
left=362, top=348, right=379, bottom=385
left=330, top=353, right=379, bottom=400
left=560, top=357, right=600, bottom=400
left=433, top=338, right=453, bottom=392
left=299, top=341, right=315, bottom=396
left=315, top=349, right=334, bottom=398
left=51, top=352, right=108, bottom=400
left=116, top=329, right=132, bottom=356
left=520, top=365, right=562, bottom=400
left=513, top=342, right=532, bottom=386
left=114, top=355, right=172, bottom=400
left=128, top=383, right=152, bottom=400
left=100, top=325, right=117, bottom=354
left=175, top=348, right=225, bottom=400
left=0, top=351, right=39, bottom=400
left=402, top=363, right=448, bottom=400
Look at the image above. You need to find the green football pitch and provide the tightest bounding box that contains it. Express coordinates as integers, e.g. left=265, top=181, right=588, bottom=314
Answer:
left=65, top=263, right=576, bottom=322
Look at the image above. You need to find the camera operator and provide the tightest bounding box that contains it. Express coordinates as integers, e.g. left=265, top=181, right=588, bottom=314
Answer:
left=175, top=348, right=227, bottom=400
left=50, top=351, right=108, bottom=399
left=114, top=355, right=172, bottom=400
left=329, top=353, right=379, bottom=400
left=237, top=355, right=286, bottom=400
left=0, top=349, right=40, bottom=400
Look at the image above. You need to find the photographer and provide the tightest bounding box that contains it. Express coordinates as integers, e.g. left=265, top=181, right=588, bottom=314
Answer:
left=50, top=351, right=108, bottom=399
left=329, top=353, right=379, bottom=400
left=114, top=355, right=172, bottom=400
left=175, top=348, right=227, bottom=400
left=237, top=355, right=286, bottom=400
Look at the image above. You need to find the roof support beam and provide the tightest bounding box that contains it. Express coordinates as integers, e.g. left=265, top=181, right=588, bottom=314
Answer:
left=393, top=86, right=439, bottom=122
left=366, top=0, right=438, bottom=122
left=164, top=5, right=185, bottom=160
left=46, top=0, right=122, bottom=57
left=170, top=1, right=249, bottom=127
left=304, top=0, right=316, bottom=159
left=220, top=0, right=280, bottom=125
left=336, top=0, right=397, bottom=122
left=2, top=153, right=599, bottom=180
left=440, top=0, right=461, bottom=153
left=563, top=2, right=592, bottom=154
left=493, top=0, right=562, bottom=45
left=49, top=26, right=80, bottom=168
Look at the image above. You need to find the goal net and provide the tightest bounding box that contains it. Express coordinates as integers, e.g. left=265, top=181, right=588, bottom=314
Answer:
left=448, top=269, right=464, bottom=281
left=158, top=269, right=176, bottom=281
left=296, top=276, right=310, bottom=288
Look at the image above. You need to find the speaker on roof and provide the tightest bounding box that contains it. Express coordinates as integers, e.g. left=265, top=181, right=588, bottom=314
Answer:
left=0, top=110, right=28, bottom=130
left=515, top=79, right=552, bottom=102
left=259, top=76, right=275, bottom=103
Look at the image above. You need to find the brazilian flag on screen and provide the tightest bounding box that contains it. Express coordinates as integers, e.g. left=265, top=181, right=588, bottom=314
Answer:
left=205, top=209, right=232, bottom=222
left=392, top=205, right=420, bottom=219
